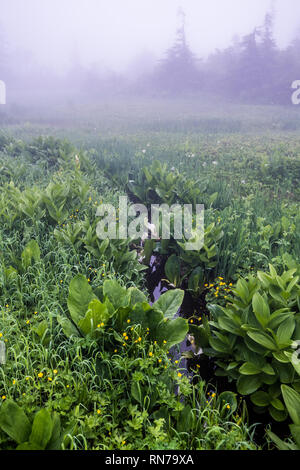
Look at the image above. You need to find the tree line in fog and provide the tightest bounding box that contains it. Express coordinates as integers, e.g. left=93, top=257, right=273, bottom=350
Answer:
left=0, top=7, right=299, bottom=105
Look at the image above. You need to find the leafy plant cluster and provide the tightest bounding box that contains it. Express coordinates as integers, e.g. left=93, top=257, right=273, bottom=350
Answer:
left=0, top=125, right=299, bottom=450
left=200, top=265, right=300, bottom=422
left=128, top=159, right=218, bottom=208
left=0, top=137, right=259, bottom=450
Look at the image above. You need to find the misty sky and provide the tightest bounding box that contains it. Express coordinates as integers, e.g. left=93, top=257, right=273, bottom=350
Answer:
left=2, top=0, right=300, bottom=73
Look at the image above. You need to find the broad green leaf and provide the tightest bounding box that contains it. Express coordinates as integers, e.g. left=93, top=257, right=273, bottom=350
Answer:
left=276, top=317, right=295, bottom=345
left=188, top=267, right=204, bottom=292
left=261, top=373, right=277, bottom=385
left=292, top=380, right=300, bottom=393
left=209, top=336, right=230, bottom=354
left=130, top=303, right=156, bottom=330
left=272, top=350, right=290, bottom=363
left=0, top=400, right=31, bottom=444
left=269, top=285, right=285, bottom=305
left=285, top=274, right=299, bottom=293
left=218, top=316, right=242, bottom=335
left=274, top=362, right=295, bottom=383
left=67, top=275, right=96, bottom=324
left=239, top=362, right=261, bottom=375
left=233, top=279, right=249, bottom=304
left=268, top=308, right=292, bottom=330
left=177, top=405, right=194, bottom=433
left=33, top=320, right=48, bottom=339
left=47, top=413, right=62, bottom=450
left=103, top=280, right=129, bottom=310
left=246, top=330, right=277, bottom=351
left=164, top=255, right=181, bottom=287
left=131, top=382, right=142, bottom=405
left=281, top=385, right=300, bottom=425
left=270, top=398, right=285, bottom=411
left=128, top=287, right=148, bottom=306
left=284, top=351, right=300, bottom=376
left=226, top=362, right=239, bottom=371
left=156, top=317, right=188, bottom=348
left=153, top=289, right=184, bottom=320
left=261, top=363, right=275, bottom=375
left=208, top=303, right=226, bottom=321
left=57, top=315, right=80, bottom=338
left=4, top=266, right=18, bottom=284
left=257, top=271, right=272, bottom=288
left=78, top=299, right=109, bottom=336
left=252, top=292, right=270, bottom=328
left=269, top=405, right=288, bottom=422
left=21, top=240, right=40, bottom=270
left=290, top=424, right=300, bottom=448
left=269, top=264, right=278, bottom=278
left=251, top=391, right=270, bottom=407
left=237, top=375, right=262, bottom=395
left=244, top=336, right=267, bottom=355
left=267, top=431, right=291, bottom=450
left=30, top=409, right=53, bottom=450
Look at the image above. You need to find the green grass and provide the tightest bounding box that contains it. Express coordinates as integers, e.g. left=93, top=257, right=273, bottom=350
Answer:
left=0, top=99, right=299, bottom=450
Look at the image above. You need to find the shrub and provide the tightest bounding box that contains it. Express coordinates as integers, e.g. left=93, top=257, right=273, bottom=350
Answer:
left=268, top=385, right=300, bottom=449
left=202, top=264, right=300, bottom=421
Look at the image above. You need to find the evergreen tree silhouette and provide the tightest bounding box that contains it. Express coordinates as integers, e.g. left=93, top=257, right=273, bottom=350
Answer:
left=156, top=8, right=200, bottom=94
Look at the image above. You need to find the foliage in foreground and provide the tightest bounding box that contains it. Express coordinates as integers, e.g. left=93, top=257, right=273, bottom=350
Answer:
left=201, top=265, right=300, bottom=422
left=0, top=136, right=260, bottom=450
left=0, top=127, right=299, bottom=450
left=268, top=385, right=300, bottom=450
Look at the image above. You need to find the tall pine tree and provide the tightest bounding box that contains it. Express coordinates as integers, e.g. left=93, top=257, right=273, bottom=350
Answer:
left=156, top=8, right=200, bottom=94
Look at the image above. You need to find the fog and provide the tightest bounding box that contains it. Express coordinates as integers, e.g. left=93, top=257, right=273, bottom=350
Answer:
left=1, top=0, right=300, bottom=108
left=2, top=0, right=300, bottom=71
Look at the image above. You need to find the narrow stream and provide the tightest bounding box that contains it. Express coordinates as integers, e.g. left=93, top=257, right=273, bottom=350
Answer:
left=145, top=253, right=207, bottom=378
